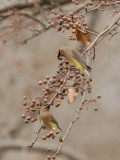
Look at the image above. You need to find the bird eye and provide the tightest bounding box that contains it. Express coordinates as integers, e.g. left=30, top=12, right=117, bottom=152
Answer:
left=45, top=104, right=50, bottom=109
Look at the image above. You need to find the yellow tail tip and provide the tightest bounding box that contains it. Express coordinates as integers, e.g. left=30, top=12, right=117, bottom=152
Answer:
left=59, top=138, right=63, bottom=144
left=90, top=79, right=93, bottom=83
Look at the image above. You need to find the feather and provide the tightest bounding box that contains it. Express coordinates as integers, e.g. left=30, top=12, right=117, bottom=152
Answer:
left=50, top=115, right=62, bottom=131
left=72, top=49, right=92, bottom=72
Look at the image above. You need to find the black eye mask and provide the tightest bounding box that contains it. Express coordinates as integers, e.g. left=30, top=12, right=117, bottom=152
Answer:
left=57, top=50, right=62, bottom=59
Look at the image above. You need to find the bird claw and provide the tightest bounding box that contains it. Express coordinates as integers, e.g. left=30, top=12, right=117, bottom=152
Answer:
left=70, top=65, right=76, bottom=70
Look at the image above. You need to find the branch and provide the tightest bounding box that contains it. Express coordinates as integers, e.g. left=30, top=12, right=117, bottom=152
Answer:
left=75, top=1, right=120, bottom=18
left=20, top=13, right=47, bottom=27
left=53, top=84, right=88, bottom=159
left=26, top=126, right=42, bottom=149
left=0, top=140, right=82, bottom=160
left=0, top=1, right=36, bottom=14
left=101, top=1, right=120, bottom=6
left=73, top=1, right=89, bottom=13
left=48, top=70, right=71, bottom=106
left=22, top=24, right=51, bottom=44
left=83, top=13, right=120, bottom=55
left=21, top=1, right=90, bottom=43
left=0, top=0, right=71, bottom=14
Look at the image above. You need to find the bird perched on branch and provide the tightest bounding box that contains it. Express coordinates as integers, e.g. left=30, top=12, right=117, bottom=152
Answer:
left=39, top=104, right=63, bottom=144
left=57, top=47, right=93, bottom=83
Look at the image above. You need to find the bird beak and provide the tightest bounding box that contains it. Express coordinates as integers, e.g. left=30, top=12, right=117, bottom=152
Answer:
left=57, top=50, right=62, bottom=60
left=44, top=104, right=50, bottom=109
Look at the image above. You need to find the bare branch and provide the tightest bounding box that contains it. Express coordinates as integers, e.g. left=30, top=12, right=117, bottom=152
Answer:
left=48, top=70, right=71, bottom=106
left=20, top=13, right=47, bottom=27
left=83, top=13, right=120, bottom=55
left=22, top=24, right=51, bottom=44
left=53, top=84, right=88, bottom=159
left=0, top=140, right=82, bottom=160
left=26, top=126, right=42, bottom=149
left=0, top=0, right=71, bottom=14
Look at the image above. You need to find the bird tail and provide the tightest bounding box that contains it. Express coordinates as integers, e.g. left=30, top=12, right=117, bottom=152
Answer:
left=59, top=136, right=63, bottom=144
left=57, top=133, right=63, bottom=144
left=58, top=126, right=62, bottom=132
left=84, top=69, right=93, bottom=83
left=50, top=123, right=63, bottom=144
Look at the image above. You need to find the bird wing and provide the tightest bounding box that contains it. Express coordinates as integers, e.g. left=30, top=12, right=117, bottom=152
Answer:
left=50, top=115, right=62, bottom=131
left=71, top=49, right=92, bottom=72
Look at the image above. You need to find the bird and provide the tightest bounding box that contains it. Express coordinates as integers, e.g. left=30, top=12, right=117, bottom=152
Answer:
left=39, top=104, right=63, bottom=144
left=57, top=47, right=93, bottom=83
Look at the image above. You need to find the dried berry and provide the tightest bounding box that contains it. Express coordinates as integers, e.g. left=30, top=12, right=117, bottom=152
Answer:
left=26, top=116, right=31, bottom=120
left=42, top=136, right=46, bottom=140
left=24, top=119, right=29, bottom=123
left=21, top=114, right=26, bottom=118
left=38, top=80, right=43, bottom=85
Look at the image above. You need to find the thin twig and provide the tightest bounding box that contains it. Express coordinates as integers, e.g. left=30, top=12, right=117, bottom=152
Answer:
left=106, top=31, right=118, bottom=44
left=0, top=0, right=71, bottom=14
left=0, top=139, right=83, bottom=160
left=48, top=70, right=71, bottom=106
left=27, top=126, right=42, bottom=149
left=83, top=13, right=120, bottom=55
left=20, top=13, right=47, bottom=27
left=22, top=24, right=50, bottom=44
left=78, top=28, right=99, bottom=36
left=53, top=84, right=88, bottom=159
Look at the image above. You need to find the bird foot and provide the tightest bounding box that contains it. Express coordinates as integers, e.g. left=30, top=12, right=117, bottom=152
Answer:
left=70, top=65, right=76, bottom=70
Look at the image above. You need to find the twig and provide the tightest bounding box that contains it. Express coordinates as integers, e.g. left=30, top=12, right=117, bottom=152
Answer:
left=0, top=0, right=72, bottom=14
left=0, top=11, right=47, bottom=27
left=106, top=31, right=118, bottom=44
left=83, top=13, right=120, bottom=55
left=93, top=46, right=96, bottom=60
left=20, top=13, right=47, bottom=27
left=22, top=24, right=50, bottom=44
left=53, top=84, right=88, bottom=159
left=78, top=28, right=99, bottom=36
left=27, top=126, right=42, bottom=149
left=48, top=70, right=71, bottom=106
left=73, top=1, right=89, bottom=13
left=74, top=0, right=120, bottom=19
left=101, top=1, right=120, bottom=6
left=0, top=140, right=82, bottom=160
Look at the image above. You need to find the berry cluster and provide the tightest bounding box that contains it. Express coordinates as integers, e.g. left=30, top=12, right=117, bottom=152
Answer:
left=42, top=130, right=59, bottom=141
left=50, top=9, right=88, bottom=41
left=80, top=96, right=101, bottom=111
left=20, top=57, right=93, bottom=124
left=20, top=96, right=40, bottom=123
left=38, top=57, right=92, bottom=105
